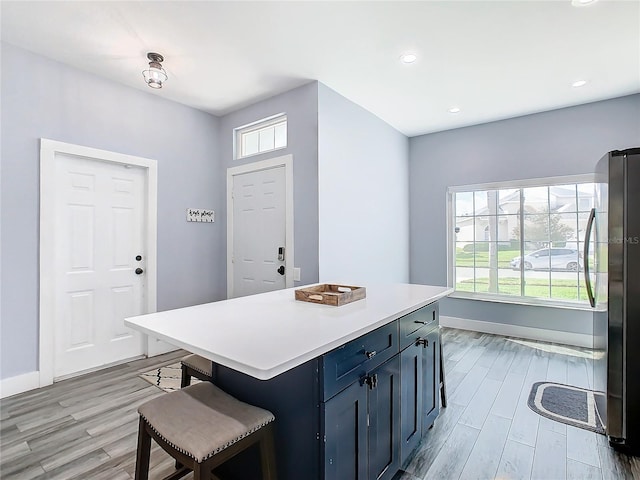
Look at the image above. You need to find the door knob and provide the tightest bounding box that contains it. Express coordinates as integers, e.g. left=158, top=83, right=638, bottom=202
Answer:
left=277, top=265, right=285, bottom=275
left=135, top=268, right=144, bottom=275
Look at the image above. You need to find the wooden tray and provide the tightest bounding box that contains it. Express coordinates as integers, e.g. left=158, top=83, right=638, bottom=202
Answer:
left=295, top=284, right=366, bottom=306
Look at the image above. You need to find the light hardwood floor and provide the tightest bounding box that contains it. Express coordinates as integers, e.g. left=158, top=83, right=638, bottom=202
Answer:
left=1, top=329, right=639, bottom=480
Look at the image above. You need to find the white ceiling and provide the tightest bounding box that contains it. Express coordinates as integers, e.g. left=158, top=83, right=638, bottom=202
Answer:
left=2, top=1, right=639, bottom=136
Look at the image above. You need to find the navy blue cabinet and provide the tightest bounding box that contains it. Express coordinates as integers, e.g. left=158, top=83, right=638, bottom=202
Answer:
left=399, top=304, right=440, bottom=466
left=322, top=323, right=401, bottom=480
left=421, top=328, right=440, bottom=431
left=214, top=302, right=441, bottom=480
left=367, top=356, right=400, bottom=480
left=323, top=380, right=368, bottom=479
left=400, top=340, right=424, bottom=460
left=322, top=355, right=400, bottom=480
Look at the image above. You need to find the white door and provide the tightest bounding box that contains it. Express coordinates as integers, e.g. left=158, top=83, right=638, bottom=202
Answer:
left=53, top=154, right=146, bottom=378
left=230, top=165, right=288, bottom=297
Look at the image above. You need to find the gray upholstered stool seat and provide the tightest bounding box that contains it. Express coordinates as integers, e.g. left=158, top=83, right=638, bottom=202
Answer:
left=135, top=382, right=277, bottom=480
left=180, top=354, right=214, bottom=388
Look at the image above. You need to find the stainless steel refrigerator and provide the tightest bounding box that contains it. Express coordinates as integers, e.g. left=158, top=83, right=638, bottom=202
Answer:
left=589, top=147, right=640, bottom=453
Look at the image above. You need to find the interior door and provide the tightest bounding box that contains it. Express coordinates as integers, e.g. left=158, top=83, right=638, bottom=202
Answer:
left=53, top=153, right=146, bottom=378
left=231, top=165, right=287, bottom=298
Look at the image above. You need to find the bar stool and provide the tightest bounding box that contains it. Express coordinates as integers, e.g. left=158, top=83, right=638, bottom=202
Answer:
left=135, top=381, right=277, bottom=480
left=180, top=354, right=214, bottom=388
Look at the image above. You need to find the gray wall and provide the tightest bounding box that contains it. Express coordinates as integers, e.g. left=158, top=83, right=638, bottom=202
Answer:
left=218, top=82, right=320, bottom=286
left=317, top=83, right=409, bottom=284
left=1, top=43, right=225, bottom=379
left=409, top=94, right=640, bottom=334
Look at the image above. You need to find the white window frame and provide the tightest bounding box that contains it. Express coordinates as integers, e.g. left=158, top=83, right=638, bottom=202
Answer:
left=447, top=174, right=595, bottom=310
left=234, top=113, right=287, bottom=160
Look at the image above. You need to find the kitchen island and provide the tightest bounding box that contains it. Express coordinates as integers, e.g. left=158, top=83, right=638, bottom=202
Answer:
left=125, top=283, right=452, bottom=480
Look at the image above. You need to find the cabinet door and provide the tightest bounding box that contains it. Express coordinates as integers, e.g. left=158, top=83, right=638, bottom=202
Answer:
left=367, top=356, right=400, bottom=480
left=323, top=380, right=368, bottom=480
left=400, top=343, right=423, bottom=465
left=422, top=328, right=441, bottom=431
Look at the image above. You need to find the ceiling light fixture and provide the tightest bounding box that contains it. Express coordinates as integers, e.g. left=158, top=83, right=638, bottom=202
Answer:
left=400, top=53, right=417, bottom=64
left=572, top=80, right=587, bottom=88
left=571, top=0, right=597, bottom=6
left=142, top=52, right=168, bottom=89
left=448, top=107, right=461, bottom=114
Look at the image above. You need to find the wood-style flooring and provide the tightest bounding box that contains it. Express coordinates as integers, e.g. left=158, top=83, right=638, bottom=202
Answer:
left=397, top=328, right=640, bottom=480
left=1, top=328, right=639, bottom=479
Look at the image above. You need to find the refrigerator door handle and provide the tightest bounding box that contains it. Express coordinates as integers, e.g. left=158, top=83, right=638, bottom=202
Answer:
left=584, top=207, right=596, bottom=308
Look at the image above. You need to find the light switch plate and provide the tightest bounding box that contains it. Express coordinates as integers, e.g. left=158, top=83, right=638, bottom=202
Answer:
left=187, top=208, right=214, bottom=223
left=293, top=267, right=301, bottom=281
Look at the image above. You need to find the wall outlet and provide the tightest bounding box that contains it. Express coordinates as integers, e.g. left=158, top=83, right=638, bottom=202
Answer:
left=187, top=208, right=214, bottom=223
left=293, top=267, right=301, bottom=281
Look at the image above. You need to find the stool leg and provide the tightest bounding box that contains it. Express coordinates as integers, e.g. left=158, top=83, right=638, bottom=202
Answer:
left=181, top=365, right=191, bottom=388
left=259, top=423, right=277, bottom=480
left=192, top=462, right=205, bottom=480
left=439, top=332, right=447, bottom=408
left=134, top=417, right=151, bottom=480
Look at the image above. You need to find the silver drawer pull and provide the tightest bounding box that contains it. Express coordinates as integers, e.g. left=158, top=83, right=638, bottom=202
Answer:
left=414, top=320, right=429, bottom=325
left=365, top=350, right=377, bottom=359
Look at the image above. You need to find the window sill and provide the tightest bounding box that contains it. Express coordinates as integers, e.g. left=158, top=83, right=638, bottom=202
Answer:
left=449, top=291, right=595, bottom=311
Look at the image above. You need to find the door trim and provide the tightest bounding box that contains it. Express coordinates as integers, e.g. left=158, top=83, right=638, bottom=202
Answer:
left=226, top=155, right=294, bottom=298
left=39, top=139, right=158, bottom=387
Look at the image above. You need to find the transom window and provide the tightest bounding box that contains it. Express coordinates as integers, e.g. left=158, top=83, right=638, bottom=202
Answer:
left=234, top=113, right=287, bottom=160
left=448, top=175, right=595, bottom=307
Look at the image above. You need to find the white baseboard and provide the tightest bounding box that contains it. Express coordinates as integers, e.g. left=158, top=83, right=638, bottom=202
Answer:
left=0, top=371, right=41, bottom=399
left=440, top=315, right=592, bottom=348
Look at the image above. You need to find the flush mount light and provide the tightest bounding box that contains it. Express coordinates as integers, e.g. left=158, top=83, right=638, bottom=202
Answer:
left=142, top=52, right=168, bottom=89
left=400, top=53, right=417, bottom=64
left=572, top=80, right=588, bottom=88
left=571, top=0, right=597, bottom=6
left=448, top=107, right=461, bottom=114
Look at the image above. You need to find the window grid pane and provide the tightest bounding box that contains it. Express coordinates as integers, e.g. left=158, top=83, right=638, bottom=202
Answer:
left=235, top=116, right=287, bottom=159
left=258, top=127, right=275, bottom=152
left=451, top=181, right=592, bottom=306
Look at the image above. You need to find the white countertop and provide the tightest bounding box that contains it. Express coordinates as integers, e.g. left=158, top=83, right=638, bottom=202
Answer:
left=125, top=283, right=453, bottom=380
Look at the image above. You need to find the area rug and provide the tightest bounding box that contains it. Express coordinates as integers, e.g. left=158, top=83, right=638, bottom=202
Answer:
left=139, top=362, right=201, bottom=393
left=527, top=381, right=605, bottom=434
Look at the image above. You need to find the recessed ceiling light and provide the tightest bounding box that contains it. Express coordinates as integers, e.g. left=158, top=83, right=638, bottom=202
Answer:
left=400, top=53, right=417, bottom=64
left=448, top=107, right=461, bottom=114
left=572, top=80, right=587, bottom=88
left=571, top=0, right=597, bottom=6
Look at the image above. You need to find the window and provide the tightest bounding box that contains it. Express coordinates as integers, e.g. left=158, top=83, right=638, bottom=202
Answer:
left=234, top=113, right=287, bottom=159
left=448, top=176, right=595, bottom=307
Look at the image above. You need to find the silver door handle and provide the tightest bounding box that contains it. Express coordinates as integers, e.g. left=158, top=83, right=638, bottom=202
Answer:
left=584, top=208, right=596, bottom=308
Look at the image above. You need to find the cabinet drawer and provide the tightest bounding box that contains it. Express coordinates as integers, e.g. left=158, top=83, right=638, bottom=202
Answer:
left=399, top=303, right=438, bottom=351
left=321, top=321, right=398, bottom=401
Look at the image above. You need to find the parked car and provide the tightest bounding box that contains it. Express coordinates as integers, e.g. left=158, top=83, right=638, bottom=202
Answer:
left=510, top=248, right=583, bottom=271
